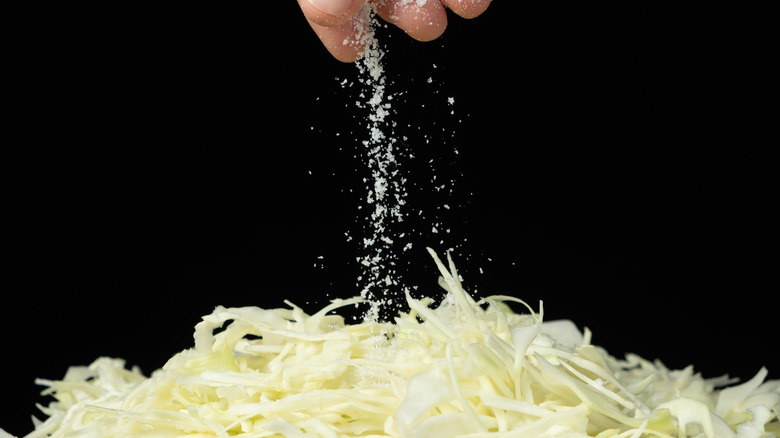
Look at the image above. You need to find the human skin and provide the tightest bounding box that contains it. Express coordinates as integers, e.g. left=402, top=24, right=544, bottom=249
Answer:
left=298, top=0, right=491, bottom=62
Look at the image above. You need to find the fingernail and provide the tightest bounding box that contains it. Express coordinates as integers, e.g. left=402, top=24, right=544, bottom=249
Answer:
left=308, top=0, right=354, bottom=16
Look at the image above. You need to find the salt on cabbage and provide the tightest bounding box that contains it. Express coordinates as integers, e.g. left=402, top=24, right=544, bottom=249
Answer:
left=4, top=248, right=779, bottom=437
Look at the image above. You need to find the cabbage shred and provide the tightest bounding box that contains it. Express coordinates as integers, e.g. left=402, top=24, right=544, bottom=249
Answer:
left=8, top=249, right=779, bottom=437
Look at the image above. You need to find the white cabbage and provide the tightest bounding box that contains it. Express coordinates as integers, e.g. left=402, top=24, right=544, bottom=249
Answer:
left=5, top=249, right=778, bottom=437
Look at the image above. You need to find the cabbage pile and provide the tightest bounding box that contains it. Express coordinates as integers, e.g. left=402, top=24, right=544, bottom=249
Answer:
left=6, top=249, right=779, bottom=437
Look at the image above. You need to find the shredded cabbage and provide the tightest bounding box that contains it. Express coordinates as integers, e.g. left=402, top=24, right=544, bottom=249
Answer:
left=6, top=249, right=779, bottom=437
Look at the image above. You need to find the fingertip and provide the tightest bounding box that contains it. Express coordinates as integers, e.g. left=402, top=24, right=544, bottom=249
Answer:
left=376, top=0, right=448, bottom=42
left=442, top=0, right=491, bottom=19
left=306, top=18, right=365, bottom=63
left=415, top=17, right=448, bottom=43
left=298, top=0, right=366, bottom=27
left=333, top=46, right=364, bottom=63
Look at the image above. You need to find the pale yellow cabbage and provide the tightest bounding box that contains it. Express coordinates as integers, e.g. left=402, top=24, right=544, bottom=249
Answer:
left=6, top=249, right=779, bottom=437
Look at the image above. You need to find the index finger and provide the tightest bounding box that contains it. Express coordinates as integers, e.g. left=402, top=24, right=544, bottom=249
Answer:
left=375, top=0, right=449, bottom=42
left=441, top=0, right=491, bottom=19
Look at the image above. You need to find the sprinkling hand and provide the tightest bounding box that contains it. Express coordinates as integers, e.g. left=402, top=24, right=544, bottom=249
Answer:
left=298, top=0, right=491, bottom=62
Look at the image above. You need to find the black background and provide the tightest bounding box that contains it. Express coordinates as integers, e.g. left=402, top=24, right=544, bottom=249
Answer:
left=4, top=2, right=778, bottom=435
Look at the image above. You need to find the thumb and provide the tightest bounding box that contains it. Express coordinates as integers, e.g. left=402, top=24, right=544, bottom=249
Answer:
left=298, top=0, right=367, bottom=27
left=305, top=14, right=367, bottom=62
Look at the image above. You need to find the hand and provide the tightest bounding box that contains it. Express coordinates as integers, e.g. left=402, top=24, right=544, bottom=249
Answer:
left=298, top=0, right=491, bottom=62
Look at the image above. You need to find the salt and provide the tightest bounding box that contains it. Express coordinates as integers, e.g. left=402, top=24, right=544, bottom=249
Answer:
left=335, top=3, right=471, bottom=320
left=344, top=5, right=408, bottom=320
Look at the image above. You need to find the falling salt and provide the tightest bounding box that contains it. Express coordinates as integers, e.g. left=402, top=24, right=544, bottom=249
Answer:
left=329, top=2, right=473, bottom=321
left=344, top=5, right=410, bottom=321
